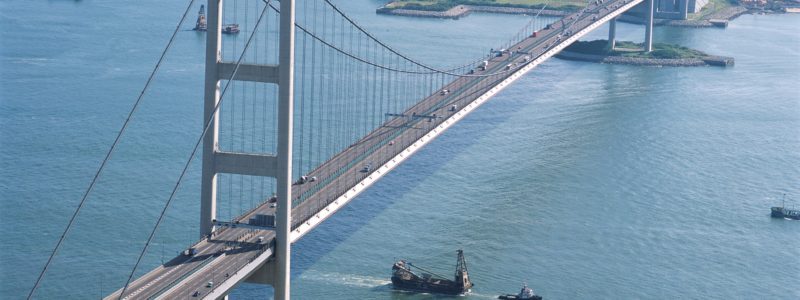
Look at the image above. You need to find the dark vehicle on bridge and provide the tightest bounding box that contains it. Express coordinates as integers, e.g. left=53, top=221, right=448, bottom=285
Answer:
left=499, top=284, right=542, bottom=300
left=182, top=247, right=197, bottom=256
left=361, top=163, right=372, bottom=173
left=391, top=250, right=473, bottom=295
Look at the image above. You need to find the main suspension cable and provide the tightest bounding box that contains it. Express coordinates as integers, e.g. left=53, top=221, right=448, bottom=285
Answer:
left=26, top=0, right=198, bottom=298
left=269, top=2, right=543, bottom=78
left=317, top=0, right=558, bottom=77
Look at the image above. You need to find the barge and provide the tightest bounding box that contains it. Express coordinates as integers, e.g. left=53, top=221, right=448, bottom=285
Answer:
left=391, top=250, right=473, bottom=295
left=194, top=5, right=207, bottom=31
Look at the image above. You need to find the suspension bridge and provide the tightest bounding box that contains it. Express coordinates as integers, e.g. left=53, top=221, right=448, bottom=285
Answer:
left=29, top=0, right=656, bottom=299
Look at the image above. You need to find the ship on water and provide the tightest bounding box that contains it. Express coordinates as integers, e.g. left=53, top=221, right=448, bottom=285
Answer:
left=499, top=284, right=543, bottom=300
left=391, top=250, right=473, bottom=295
left=771, top=194, right=800, bottom=220
left=194, top=5, right=207, bottom=31
left=193, top=4, right=238, bottom=34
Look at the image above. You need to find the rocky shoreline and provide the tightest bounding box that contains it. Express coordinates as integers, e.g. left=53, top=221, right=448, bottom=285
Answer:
left=376, top=1, right=751, bottom=27
left=555, top=51, right=734, bottom=67
left=618, top=6, right=749, bottom=27
left=376, top=4, right=570, bottom=19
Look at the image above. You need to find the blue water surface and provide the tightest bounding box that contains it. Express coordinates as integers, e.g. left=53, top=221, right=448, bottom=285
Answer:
left=1, top=0, right=798, bottom=299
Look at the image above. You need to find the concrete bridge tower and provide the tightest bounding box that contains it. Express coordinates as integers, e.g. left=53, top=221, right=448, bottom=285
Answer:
left=200, top=0, right=295, bottom=299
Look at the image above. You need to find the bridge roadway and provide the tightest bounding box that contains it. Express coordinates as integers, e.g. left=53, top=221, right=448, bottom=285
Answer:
left=107, top=0, right=643, bottom=298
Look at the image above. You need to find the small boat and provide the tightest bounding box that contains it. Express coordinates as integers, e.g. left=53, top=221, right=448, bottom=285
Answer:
left=771, top=194, right=800, bottom=220
left=391, top=250, right=473, bottom=295
left=499, top=284, right=542, bottom=300
left=222, top=24, right=240, bottom=34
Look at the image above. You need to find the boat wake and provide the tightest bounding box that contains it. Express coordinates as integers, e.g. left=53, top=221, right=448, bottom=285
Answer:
left=300, top=270, right=392, bottom=288
left=389, top=289, right=498, bottom=299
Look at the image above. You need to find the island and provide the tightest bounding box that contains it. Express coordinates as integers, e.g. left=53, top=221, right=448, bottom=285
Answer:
left=376, top=0, right=799, bottom=26
left=376, top=0, right=583, bottom=18
left=556, top=39, right=734, bottom=66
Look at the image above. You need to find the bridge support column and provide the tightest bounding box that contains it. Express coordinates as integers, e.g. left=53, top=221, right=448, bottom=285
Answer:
left=679, top=0, right=689, bottom=20
left=608, top=17, right=617, bottom=50
left=644, top=0, right=654, bottom=52
left=245, top=260, right=277, bottom=285
left=274, top=0, right=296, bottom=299
left=200, top=0, right=224, bottom=237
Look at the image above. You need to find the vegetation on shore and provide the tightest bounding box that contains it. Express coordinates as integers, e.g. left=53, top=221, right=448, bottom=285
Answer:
left=382, top=0, right=585, bottom=12
left=690, top=0, right=739, bottom=20
left=564, top=40, right=710, bottom=59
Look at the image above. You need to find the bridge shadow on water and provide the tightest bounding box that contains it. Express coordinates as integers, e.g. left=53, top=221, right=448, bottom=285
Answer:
left=233, top=125, right=499, bottom=297
left=290, top=93, right=517, bottom=276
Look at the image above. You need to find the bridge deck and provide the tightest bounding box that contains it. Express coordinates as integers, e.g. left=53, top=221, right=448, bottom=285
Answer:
left=108, top=0, right=643, bottom=298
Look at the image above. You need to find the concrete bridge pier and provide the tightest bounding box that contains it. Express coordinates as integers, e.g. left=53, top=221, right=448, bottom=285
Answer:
left=608, top=17, right=617, bottom=50
left=644, top=0, right=654, bottom=52
left=679, top=0, right=689, bottom=19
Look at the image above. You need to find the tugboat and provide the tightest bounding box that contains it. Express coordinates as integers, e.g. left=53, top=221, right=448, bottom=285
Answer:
left=391, top=250, right=473, bottom=295
left=771, top=194, right=800, bottom=220
left=499, top=284, right=542, bottom=300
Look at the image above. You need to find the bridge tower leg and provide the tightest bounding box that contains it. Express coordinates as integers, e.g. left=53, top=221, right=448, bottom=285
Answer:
left=200, top=0, right=223, bottom=237
left=275, top=0, right=296, bottom=299
left=644, top=0, right=654, bottom=52
left=608, top=17, right=617, bottom=50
